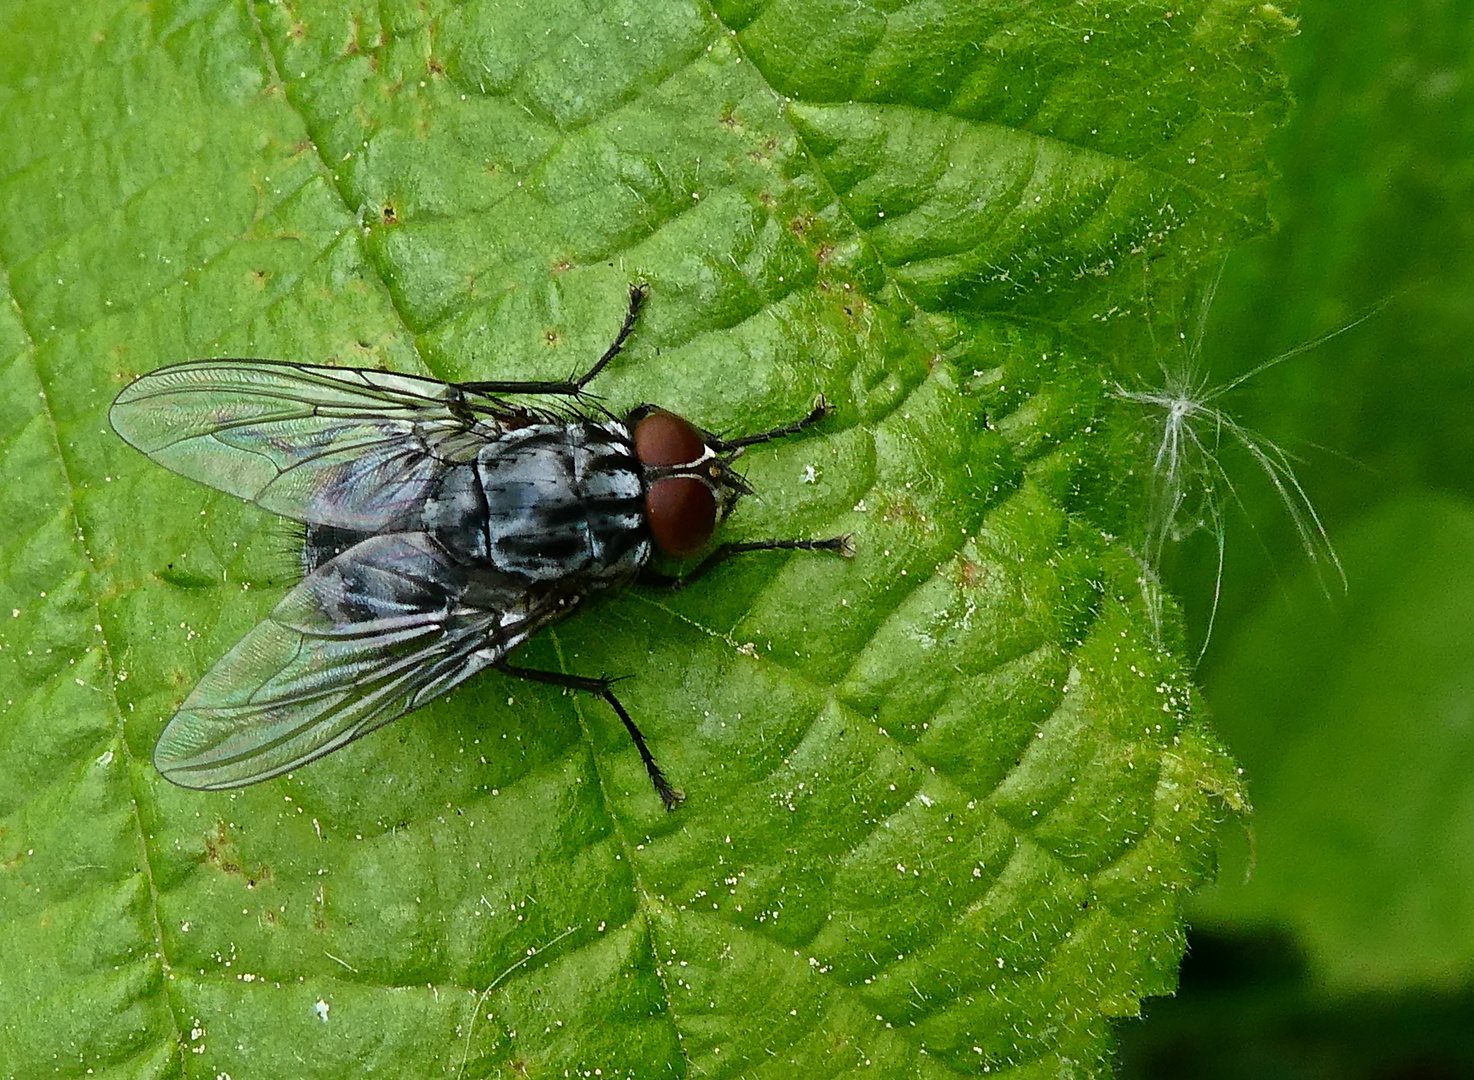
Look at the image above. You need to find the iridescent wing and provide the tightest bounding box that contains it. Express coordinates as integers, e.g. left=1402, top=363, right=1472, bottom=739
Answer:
left=153, top=532, right=562, bottom=789
left=109, top=360, right=531, bottom=531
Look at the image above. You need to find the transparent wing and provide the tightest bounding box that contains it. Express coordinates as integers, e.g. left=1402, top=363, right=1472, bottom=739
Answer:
left=110, top=360, right=521, bottom=530
left=153, top=533, right=560, bottom=789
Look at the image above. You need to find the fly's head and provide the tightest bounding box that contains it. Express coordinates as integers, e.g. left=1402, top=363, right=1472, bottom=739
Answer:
left=629, top=407, right=752, bottom=559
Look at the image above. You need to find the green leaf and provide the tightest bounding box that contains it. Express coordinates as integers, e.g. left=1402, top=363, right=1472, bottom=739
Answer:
left=1191, top=493, right=1474, bottom=992
left=0, top=1, right=1287, bottom=1075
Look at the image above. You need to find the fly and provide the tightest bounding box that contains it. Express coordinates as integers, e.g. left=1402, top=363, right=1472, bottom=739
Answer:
left=109, top=285, right=850, bottom=808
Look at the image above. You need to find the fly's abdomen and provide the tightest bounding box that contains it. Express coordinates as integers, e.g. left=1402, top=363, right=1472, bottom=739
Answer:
left=452, top=423, right=648, bottom=584
left=301, top=523, right=375, bottom=575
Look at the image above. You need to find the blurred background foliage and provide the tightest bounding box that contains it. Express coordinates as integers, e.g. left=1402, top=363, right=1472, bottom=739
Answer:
left=1116, top=1, right=1474, bottom=1077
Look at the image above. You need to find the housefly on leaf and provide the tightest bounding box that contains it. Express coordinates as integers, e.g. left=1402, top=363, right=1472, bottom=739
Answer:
left=110, top=285, right=850, bottom=808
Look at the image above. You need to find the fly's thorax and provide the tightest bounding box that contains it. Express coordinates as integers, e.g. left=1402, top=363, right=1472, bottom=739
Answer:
left=421, top=461, right=488, bottom=561
left=439, top=421, right=649, bottom=584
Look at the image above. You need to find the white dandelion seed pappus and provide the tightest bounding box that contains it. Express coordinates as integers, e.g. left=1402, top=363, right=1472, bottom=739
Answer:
left=1113, top=274, right=1380, bottom=653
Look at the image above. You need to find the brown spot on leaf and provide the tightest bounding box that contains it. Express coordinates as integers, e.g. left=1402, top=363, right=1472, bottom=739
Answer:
left=958, top=558, right=995, bottom=591
left=343, top=16, right=362, bottom=55
left=203, top=821, right=273, bottom=889
left=879, top=493, right=932, bottom=530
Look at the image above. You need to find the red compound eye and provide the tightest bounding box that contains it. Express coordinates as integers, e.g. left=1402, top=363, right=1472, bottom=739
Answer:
left=646, top=477, right=717, bottom=557
left=633, top=410, right=705, bottom=468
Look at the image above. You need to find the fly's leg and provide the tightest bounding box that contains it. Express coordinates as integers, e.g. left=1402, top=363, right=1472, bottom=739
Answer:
left=495, top=660, right=683, bottom=809
left=457, top=283, right=649, bottom=398
left=570, top=281, right=648, bottom=391
left=639, top=535, right=854, bottom=591
left=705, top=397, right=834, bottom=452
